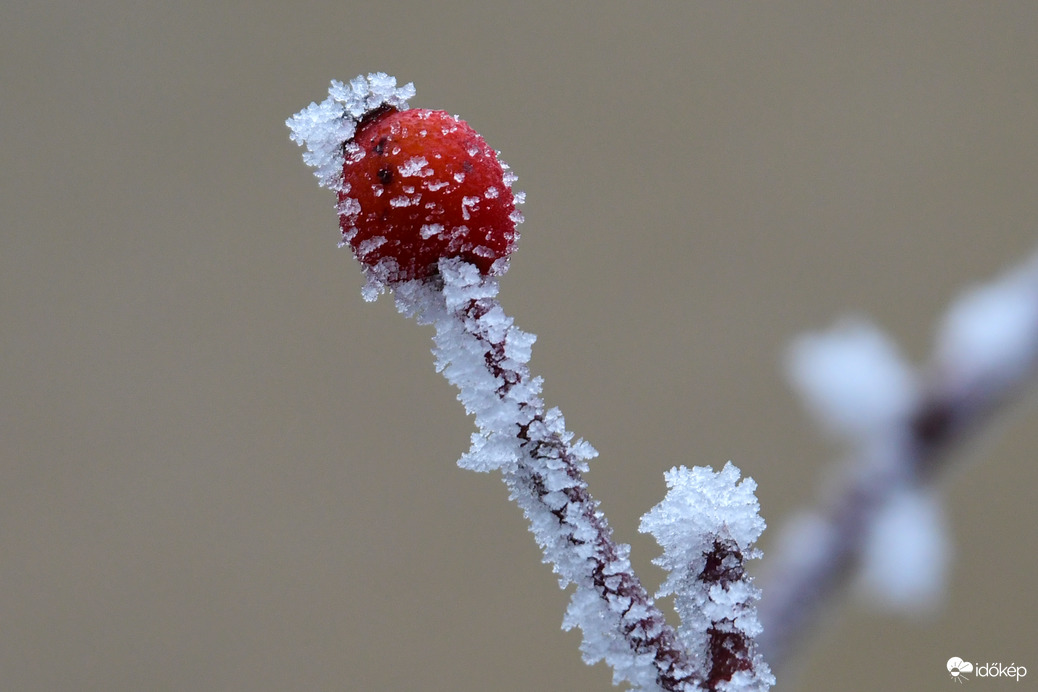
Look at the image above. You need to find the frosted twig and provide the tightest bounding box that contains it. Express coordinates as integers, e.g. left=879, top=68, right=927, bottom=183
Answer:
left=393, top=259, right=769, bottom=691
left=396, top=260, right=695, bottom=690
left=640, top=464, right=773, bottom=691
left=758, top=248, right=1038, bottom=668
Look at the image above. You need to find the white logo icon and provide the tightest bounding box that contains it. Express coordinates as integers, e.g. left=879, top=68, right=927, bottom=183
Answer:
left=948, top=657, right=973, bottom=683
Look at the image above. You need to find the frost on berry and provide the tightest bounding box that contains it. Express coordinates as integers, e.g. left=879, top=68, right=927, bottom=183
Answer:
left=287, top=73, right=415, bottom=191
left=287, top=74, right=523, bottom=298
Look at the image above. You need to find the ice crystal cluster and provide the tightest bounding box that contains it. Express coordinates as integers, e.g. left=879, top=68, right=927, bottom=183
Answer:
left=641, top=464, right=772, bottom=690
left=287, top=73, right=415, bottom=191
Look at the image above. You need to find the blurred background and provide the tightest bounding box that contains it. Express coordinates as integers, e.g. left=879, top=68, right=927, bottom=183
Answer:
left=3, top=2, right=1037, bottom=690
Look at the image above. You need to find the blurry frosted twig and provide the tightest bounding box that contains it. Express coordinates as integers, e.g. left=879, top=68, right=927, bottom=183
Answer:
left=758, top=248, right=1038, bottom=668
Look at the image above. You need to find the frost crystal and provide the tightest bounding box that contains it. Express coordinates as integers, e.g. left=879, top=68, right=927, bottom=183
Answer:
left=398, top=156, right=429, bottom=177
left=641, top=463, right=773, bottom=691
left=286, top=73, right=415, bottom=191
left=419, top=223, right=444, bottom=239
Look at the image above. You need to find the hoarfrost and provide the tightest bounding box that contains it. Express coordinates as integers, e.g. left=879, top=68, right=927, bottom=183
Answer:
left=359, top=256, right=400, bottom=303
left=640, top=463, right=773, bottom=691
left=286, top=73, right=415, bottom=191
left=419, top=223, right=444, bottom=239
left=641, top=463, right=765, bottom=597
left=391, top=259, right=712, bottom=690
left=356, top=236, right=387, bottom=258
left=336, top=197, right=361, bottom=218
left=461, top=196, right=481, bottom=221
left=398, top=156, right=429, bottom=177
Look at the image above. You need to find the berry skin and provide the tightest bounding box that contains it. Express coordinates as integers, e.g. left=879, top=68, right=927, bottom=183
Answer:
left=338, top=108, right=519, bottom=282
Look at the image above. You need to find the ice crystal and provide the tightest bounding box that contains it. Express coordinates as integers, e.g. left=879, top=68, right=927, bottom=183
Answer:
left=641, top=464, right=773, bottom=691
left=286, top=72, right=415, bottom=191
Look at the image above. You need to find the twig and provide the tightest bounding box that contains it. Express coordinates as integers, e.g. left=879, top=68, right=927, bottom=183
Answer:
left=758, top=248, right=1038, bottom=668
left=397, top=261, right=727, bottom=691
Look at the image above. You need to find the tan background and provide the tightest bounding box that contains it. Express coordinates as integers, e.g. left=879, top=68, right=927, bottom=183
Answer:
left=3, top=2, right=1037, bottom=690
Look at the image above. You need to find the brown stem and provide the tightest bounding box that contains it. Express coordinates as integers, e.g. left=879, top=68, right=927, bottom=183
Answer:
left=453, top=292, right=768, bottom=690
left=460, top=295, right=700, bottom=690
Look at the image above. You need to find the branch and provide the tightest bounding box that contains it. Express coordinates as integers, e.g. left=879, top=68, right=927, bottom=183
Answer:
left=640, top=464, right=773, bottom=691
left=397, top=260, right=701, bottom=691
left=758, top=248, right=1038, bottom=668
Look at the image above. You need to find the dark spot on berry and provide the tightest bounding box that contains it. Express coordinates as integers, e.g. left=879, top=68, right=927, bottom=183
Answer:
left=374, top=136, right=388, bottom=155
left=462, top=160, right=474, bottom=172
left=377, top=168, right=394, bottom=185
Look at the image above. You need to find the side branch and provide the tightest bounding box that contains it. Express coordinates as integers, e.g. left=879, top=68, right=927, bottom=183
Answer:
left=758, top=249, right=1038, bottom=668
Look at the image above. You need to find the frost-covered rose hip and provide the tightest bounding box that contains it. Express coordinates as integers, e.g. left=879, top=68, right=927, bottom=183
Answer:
left=287, top=74, right=523, bottom=294
left=339, top=107, right=520, bottom=282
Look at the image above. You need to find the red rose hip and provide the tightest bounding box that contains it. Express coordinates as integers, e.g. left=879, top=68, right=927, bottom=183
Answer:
left=338, top=108, right=520, bottom=283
